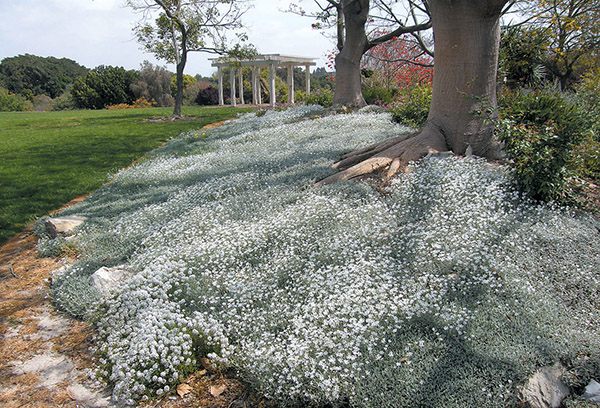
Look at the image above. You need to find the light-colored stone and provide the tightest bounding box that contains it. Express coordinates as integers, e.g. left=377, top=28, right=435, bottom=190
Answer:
left=66, top=383, right=111, bottom=407
left=45, top=216, right=87, bottom=238
left=50, top=265, right=69, bottom=283
left=91, top=266, right=132, bottom=297
left=12, top=351, right=75, bottom=387
left=582, top=379, right=600, bottom=403
left=522, top=363, right=571, bottom=408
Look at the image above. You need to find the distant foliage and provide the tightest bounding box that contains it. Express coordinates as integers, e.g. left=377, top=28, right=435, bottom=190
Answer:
left=310, top=67, right=335, bottom=91
left=513, top=0, right=600, bottom=89
left=71, top=65, right=138, bottom=109
left=362, top=86, right=398, bottom=105
left=499, top=26, right=548, bottom=89
left=106, top=97, right=156, bottom=110
left=131, top=61, right=174, bottom=107
left=304, top=88, right=334, bottom=107
left=388, top=84, right=432, bottom=128
left=0, top=54, right=88, bottom=98
left=0, top=87, right=29, bottom=111
left=362, top=32, right=433, bottom=90
left=170, top=74, right=197, bottom=98
left=496, top=88, right=594, bottom=201
left=195, top=85, right=219, bottom=106
left=49, top=88, right=76, bottom=111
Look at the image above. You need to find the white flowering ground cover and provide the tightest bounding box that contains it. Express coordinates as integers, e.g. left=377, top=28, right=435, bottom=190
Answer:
left=38, top=106, right=600, bottom=407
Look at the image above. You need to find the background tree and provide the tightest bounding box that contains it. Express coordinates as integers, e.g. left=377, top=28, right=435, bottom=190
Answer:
left=315, top=0, right=511, bottom=186
left=71, top=65, right=138, bottom=109
left=126, top=0, right=251, bottom=118
left=291, top=0, right=432, bottom=107
left=0, top=54, right=88, bottom=99
left=0, top=87, right=29, bottom=112
left=512, top=0, right=600, bottom=89
left=131, top=60, right=174, bottom=107
left=498, top=25, right=549, bottom=88
left=361, top=31, right=433, bottom=90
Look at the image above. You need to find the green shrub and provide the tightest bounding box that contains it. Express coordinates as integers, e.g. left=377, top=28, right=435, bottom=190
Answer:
left=571, top=135, right=600, bottom=182
left=0, top=87, right=29, bottom=111
left=362, top=86, right=397, bottom=105
left=32, top=94, right=52, bottom=111
left=50, top=89, right=76, bottom=111
left=496, top=88, right=594, bottom=201
left=71, top=65, right=138, bottom=109
left=388, top=84, right=432, bottom=128
left=304, top=88, right=333, bottom=107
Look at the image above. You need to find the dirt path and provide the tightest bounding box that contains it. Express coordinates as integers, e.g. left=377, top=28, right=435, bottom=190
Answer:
left=0, top=224, right=273, bottom=408
left=0, top=223, right=272, bottom=408
left=0, top=222, right=113, bottom=407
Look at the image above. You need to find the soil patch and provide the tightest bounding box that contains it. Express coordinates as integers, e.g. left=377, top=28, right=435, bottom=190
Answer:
left=141, top=116, right=203, bottom=123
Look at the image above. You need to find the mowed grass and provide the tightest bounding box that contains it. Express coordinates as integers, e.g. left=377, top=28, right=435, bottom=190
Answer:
left=0, top=106, right=253, bottom=244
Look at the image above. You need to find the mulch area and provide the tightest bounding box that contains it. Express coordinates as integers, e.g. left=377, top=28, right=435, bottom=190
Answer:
left=0, top=221, right=94, bottom=407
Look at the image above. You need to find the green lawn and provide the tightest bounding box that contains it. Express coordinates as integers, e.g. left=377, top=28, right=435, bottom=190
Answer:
left=0, top=106, right=253, bottom=244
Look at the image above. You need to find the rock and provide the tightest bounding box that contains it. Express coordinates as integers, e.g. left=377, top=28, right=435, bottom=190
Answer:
left=45, top=216, right=87, bottom=238
left=50, top=265, right=69, bottom=283
left=522, top=363, right=571, bottom=408
left=91, top=266, right=132, bottom=297
left=582, top=379, right=600, bottom=403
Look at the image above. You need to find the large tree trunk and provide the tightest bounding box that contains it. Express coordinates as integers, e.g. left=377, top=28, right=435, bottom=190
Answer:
left=332, top=0, right=369, bottom=108
left=427, top=0, right=505, bottom=158
left=316, top=0, right=508, bottom=187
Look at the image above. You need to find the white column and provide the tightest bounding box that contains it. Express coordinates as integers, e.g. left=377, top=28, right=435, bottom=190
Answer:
left=287, top=64, right=294, bottom=104
left=269, top=64, right=276, bottom=107
left=217, top=67, right=224, bottom=105
left=257, top=67, right=262, bottom=104
left=230, top=67, right=236, bottom=107
left=238, top=68, right=244, bottom=105
left=305, top=64, right=311, bottom=96
left=251, top=66, right=257, bottom=105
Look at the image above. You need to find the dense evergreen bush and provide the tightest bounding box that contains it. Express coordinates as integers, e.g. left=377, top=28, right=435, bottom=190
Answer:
left=496, top=88, right=594, bottom=201
left=499, top=26, right=548, bottom=89
left=49, top=88, right=76, bottom=111
left=195, top=85, right=219, bottom=106
left=71, top=65, right=138, bottom=109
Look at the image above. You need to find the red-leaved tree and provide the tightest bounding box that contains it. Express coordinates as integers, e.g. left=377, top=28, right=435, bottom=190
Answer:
left=362, top=31, right=433, bottom=89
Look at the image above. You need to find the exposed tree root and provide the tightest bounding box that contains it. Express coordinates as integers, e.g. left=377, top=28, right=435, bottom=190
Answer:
left=315, top=124, right=448, bottom=188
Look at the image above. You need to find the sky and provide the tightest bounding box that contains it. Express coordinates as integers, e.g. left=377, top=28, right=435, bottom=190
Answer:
left=0, top=0, right=333, bottom=77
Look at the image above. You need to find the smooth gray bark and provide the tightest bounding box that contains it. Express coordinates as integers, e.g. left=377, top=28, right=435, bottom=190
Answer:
left=427, top=0, right=507, bottom=158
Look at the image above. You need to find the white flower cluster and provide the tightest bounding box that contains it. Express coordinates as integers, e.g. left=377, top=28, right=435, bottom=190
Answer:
left=48, top=107, right=600, bottom=407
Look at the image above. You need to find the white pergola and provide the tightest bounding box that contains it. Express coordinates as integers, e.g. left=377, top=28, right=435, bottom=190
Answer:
left=209, top=54, right=317, bottom=107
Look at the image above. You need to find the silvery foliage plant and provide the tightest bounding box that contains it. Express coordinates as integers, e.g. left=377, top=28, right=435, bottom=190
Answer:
left=44, top=106, right=600, bottom=407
